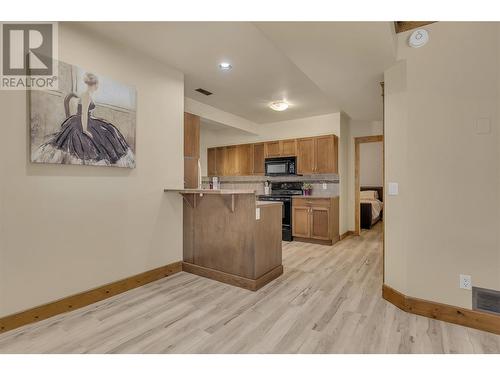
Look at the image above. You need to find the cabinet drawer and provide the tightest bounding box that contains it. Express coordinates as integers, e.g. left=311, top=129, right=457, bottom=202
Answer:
left=293, top=197, right=332, bottom=207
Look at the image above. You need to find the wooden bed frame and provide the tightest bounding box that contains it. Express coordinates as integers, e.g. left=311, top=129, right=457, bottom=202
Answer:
left=360, top=186, right=383, bottom=230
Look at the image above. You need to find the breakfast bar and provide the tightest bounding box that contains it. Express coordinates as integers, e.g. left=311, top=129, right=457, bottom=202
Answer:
left=164, top=189, right=283, bottom=290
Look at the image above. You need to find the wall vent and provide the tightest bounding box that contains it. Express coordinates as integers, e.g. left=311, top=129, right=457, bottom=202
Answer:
left=472, top=287, right=500, bottom=315
left=195, top=88, right=213, bottom=96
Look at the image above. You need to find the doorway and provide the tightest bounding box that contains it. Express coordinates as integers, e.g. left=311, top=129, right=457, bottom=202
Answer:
left=354, top=135, right=384, bottom=236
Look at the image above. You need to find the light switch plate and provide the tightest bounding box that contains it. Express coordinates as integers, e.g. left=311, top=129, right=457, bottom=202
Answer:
left=256, top=208, right=260, bottom=220
left=322, top=183, right=327, bottom=190
left=476, top=118, right=491, bottom=135
left=388, top=182, right=399, bottom=196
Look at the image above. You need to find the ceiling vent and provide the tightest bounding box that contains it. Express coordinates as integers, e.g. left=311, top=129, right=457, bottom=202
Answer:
left=473, top=287, right=500, bottom=315
left=195, top=88, right=213, bottom=96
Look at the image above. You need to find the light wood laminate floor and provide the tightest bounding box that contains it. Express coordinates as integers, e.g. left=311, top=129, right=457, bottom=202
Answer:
left=1, top=223, right=499, bottom=354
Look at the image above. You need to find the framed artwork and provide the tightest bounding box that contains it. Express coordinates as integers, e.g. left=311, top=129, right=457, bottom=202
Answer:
left=30, top=60, right=136, bottom=168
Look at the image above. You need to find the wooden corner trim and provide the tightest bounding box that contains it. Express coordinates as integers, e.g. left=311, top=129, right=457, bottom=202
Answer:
left=0, top=261, right=183, bottom=334
left=394, top=22, right=436, bottom=34
left=182, top=262, right=283, bottom=291
left=382, top=284, right=500, bottom=335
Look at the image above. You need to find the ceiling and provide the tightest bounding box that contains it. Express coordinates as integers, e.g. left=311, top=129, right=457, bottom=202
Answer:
left=74, top=22, right=396, bottom=123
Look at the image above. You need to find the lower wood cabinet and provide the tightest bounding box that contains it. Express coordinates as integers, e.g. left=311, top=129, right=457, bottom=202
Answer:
left=292, top=197, right=340, bottom=245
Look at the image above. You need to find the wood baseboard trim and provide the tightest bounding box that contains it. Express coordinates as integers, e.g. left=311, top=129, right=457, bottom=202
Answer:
left=0, top=261, right=183, bottom=334
left=293, top=237, right=335, bottom=246
left=382, top=284, right=500, bottom=335
left=182, top=262, right=283, bottom=291
left=340, top=231, right=354, bottom=240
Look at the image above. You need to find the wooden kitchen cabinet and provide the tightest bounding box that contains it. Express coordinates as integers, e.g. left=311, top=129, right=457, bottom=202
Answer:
left=315, top=135, right=338, bottom=174
left=292, top=206, right=311, bottom=238
left=215, top=147, right=227, bottom=176
left=297, top=135, right=338, bottom=174
left=264, top=141, right=281, bottom=158
left=281, top=139, right=297, bottom=156
left=297, top=137, right=315, bottom=174
left=207, top=134, right=337, bottom=177
left=252, top=143, right=265, bottom=175
left=184, top=112, right=200, bottom=188
left=207, top=147, right=216, bottom=176
left=292, top=197, right=339, bottom=245
left=184, top=113, right=200, bottom=158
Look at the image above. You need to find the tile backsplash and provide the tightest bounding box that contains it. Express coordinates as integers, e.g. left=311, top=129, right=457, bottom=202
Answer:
left=202, top=174, right=340, bottom=197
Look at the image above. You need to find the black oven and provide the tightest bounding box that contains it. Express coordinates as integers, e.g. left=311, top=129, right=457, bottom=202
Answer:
left=257, top=181, right=303, bottom=241
left=265, top=156, right=296, bottom=176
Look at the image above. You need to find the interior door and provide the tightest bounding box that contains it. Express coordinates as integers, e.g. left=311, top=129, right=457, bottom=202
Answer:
left=297, top=138, right=315, bottom=174
left=292, top=206, right=310, bottom=238
left=310, top=207, right=330, bottom=240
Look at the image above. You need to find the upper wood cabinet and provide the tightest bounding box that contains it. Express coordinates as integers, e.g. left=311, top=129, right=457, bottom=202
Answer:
left=297, top=137, right=315, bottom=174
left=184, top=112, right=200, bottom=188
left=252, top=143, right=265, bottom=175
left=215, top=147, right=226, bottom=176
left=264, top=141, right=281, bottom=158
left=207, top=134, right=337, bottom=177
left=297, top=135, right=338, bottom=174
left=315, top=135, right=338, bottom=174
left=207, top=148, right=216, bottom=176
left=281, top=139, right=297, bottom=156
left=184, top=113, right=200, bottom=158
left=264, top=139, right=297, bottom=158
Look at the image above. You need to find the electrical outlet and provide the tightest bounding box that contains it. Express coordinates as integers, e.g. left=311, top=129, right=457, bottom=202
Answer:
left=322, top=183, right=327, bottom=190
left=460, top=274, right=472, bottom=290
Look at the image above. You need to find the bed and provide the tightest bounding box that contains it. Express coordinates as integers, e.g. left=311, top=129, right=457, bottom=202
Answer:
left=360, top=186, right=383, bottom=230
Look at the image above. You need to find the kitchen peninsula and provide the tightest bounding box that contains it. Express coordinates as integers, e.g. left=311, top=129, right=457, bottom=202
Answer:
left=164, top=189, right=283, bottom=290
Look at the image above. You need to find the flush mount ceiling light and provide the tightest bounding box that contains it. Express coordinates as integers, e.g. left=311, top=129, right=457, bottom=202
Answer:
left=218, top=62, right=232, bottom=70
left=269, top=100, right=289, bottom=111
left=408, top=29, right=429, bottom=48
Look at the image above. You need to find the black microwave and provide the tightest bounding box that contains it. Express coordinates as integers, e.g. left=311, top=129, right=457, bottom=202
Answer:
left=265, top=157, right=296, bottom=176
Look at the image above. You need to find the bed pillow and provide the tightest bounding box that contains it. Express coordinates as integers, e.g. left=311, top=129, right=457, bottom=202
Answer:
left=360, top=190, right=378, bottom=200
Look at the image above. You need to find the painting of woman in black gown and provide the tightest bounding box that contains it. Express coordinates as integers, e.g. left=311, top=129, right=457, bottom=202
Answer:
left=31, top=62, right=136, bottom=168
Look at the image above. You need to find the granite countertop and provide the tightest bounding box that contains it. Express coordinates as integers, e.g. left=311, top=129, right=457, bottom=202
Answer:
left=292, top=195, right=339, bottom=198
left=164, top=188, right=256, bottom=195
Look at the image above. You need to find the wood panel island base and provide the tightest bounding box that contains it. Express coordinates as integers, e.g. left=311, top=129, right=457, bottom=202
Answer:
left=164, top=189, right=284, bottom=291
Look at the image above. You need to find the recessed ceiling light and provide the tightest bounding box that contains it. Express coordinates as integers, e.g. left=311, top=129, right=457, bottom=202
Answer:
left=269, top=100, right=289, bottom=111
left=219, top=62, right=232, bottom=70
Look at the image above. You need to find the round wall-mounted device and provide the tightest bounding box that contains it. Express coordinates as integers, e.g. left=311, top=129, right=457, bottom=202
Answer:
left=408, top=29, right=429, bottom=48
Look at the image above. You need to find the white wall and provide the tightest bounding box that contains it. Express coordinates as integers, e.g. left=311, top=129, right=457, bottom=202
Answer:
left=360, top=142, right=383, bottom=186
left=384, top=22, right=500, bottom=308
left=0, top=24, right=184, bottom=316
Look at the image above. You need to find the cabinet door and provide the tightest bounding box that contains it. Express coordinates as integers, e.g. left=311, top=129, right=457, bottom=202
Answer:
left=252, top=143, right=265, bottom=174
left=315, top=135, right=336, bottom=174
left=225, top=146, right=238, bottom=175
left=281, top=139, right=297, bottom=156
left=310, top=207, right=331, bottom=240
left=297, top=138, right=315, bottom=174
left=184, top=112, right=200, bottom=158
left=237, top=144, right=252, bottom=176
left=215, top=147, right=226, bottom=176
left=292, top=206, right=311, bottom=238
left=184, top=157, right=199, bottom=188
left=265, top=141, right=281, bottom=158
left=207, top=148, right=216, bottom=176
